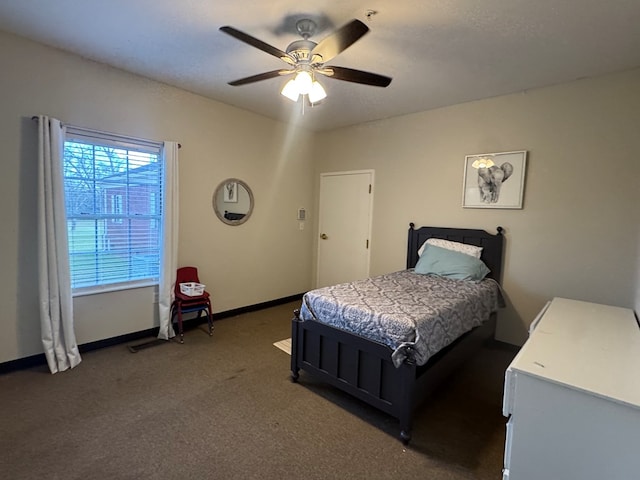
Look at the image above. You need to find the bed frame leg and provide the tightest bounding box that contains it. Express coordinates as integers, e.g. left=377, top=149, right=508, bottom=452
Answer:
left=399, top=363, right=415, bottom=445
left=399, top=407, right=412, bottom=445
left=291, top=309, right=301, bottom=383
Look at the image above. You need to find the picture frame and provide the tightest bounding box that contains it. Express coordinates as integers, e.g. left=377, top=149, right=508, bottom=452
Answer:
left=223, top=181, right=238, bottom=203
left=462, top=150, right=527, bottom=209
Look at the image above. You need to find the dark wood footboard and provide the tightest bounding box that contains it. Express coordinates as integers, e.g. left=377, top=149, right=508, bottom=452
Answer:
left=291, top=309, right=416, bottom=443
left=291, top=309, right=497, bottom=444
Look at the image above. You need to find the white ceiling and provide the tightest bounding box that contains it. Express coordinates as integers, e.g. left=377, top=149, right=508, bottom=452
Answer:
left=1, top=0, right=639, bottom=131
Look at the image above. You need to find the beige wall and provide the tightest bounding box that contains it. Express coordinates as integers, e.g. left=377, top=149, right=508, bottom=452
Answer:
left=0, top=31, right=315, bottom=363
left=2, top=29, right=638, bottom=364
left=314, top=68, right=640, bottom=345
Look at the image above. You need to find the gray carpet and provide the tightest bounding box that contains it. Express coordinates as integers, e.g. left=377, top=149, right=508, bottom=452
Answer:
left=0, top=301, right=517, bottom=479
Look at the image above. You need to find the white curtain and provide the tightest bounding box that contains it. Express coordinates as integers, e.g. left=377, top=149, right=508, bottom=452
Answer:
left=37, top=115, right=82, bottom=374
left=157, top=141, right=179, bottom=340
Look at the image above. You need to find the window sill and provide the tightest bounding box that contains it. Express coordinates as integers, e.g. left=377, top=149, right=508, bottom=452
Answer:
left=72, top=280, right=158, bottom=298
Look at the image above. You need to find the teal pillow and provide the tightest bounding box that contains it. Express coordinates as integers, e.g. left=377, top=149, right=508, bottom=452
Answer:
left=414, top=244, right=490, bottom=281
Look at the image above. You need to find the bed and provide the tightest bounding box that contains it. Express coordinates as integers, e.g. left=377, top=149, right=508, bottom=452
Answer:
left=290, top=223, right=505, bottom=444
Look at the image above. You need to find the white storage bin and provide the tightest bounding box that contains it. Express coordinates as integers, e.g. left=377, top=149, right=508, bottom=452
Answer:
left=179, top=282, right=205, bottom=296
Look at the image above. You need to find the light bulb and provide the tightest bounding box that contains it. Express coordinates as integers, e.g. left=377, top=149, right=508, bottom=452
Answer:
left=294, top=71, right=313, bottom=95
left=281, top=79, right=299, bottom=102
left=308, top=81, right=327, bottom=103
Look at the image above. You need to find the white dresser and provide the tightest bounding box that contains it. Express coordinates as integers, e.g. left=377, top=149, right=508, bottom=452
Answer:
left=502, top=297, right=640, bottom=480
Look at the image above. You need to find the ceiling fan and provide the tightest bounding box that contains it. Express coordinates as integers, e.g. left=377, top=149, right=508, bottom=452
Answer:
left=219, top=18, right=392, bottom=104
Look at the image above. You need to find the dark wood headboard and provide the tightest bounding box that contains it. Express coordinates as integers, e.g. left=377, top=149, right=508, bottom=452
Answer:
left=406, top=223, right=505, bottom=282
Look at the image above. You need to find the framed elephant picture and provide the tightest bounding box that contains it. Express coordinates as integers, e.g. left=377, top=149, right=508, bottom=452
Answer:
left=462, top=150, right=527, bottom=209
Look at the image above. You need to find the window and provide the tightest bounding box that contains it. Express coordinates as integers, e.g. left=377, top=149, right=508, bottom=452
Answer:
left=63, top=127, right=164, bottom=293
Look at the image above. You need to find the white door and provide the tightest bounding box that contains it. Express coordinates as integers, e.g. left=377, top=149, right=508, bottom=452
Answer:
left=316, top=170, right=373, bottom=287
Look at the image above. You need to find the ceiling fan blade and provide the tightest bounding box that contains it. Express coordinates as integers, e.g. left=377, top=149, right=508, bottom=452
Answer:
left=220, top=26, right=295, bottom=65
left=228, top=69, right=293, bottom=86
left=317, top=66, right=392, bottom=87
left=310, top=19, right=369, bottom=64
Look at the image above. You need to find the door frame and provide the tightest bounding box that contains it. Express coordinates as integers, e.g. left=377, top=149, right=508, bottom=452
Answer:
left=316, top=169, right=375, bottom=287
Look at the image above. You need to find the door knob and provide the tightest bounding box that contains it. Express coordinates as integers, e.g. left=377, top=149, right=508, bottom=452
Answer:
left=320, top=233, right=328, bottom=240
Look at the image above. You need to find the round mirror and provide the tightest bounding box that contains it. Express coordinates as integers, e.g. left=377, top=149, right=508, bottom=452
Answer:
left=212, top=178, right=254, bottom=226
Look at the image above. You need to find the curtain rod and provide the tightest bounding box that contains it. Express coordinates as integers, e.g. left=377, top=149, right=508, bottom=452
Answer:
left=31, top=116, right=181, bottom=148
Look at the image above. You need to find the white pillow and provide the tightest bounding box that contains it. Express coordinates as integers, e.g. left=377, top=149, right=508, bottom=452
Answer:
left=417, top=238, right=483, bottom=258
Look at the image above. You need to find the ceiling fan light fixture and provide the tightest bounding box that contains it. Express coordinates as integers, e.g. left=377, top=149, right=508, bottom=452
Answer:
left=222, top=18, right=392, bottom=108
left=281, top=71, right=326, bottom=103
left=308, top=80, right=327, bottom=103
left=281, top=79, right=300, bottom=102
left=294, top=70, right=313, bottom=95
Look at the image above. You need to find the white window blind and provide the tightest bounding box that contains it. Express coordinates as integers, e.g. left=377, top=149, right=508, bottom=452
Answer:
left=63, top=127, right=164, bottom=293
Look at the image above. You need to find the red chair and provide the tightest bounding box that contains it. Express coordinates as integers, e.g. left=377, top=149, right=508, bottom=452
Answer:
left=170, top=266, right=213, bottom=343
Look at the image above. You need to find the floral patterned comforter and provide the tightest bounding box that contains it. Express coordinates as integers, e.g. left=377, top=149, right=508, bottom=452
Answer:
left=299, top=270, right=504, bottom=367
